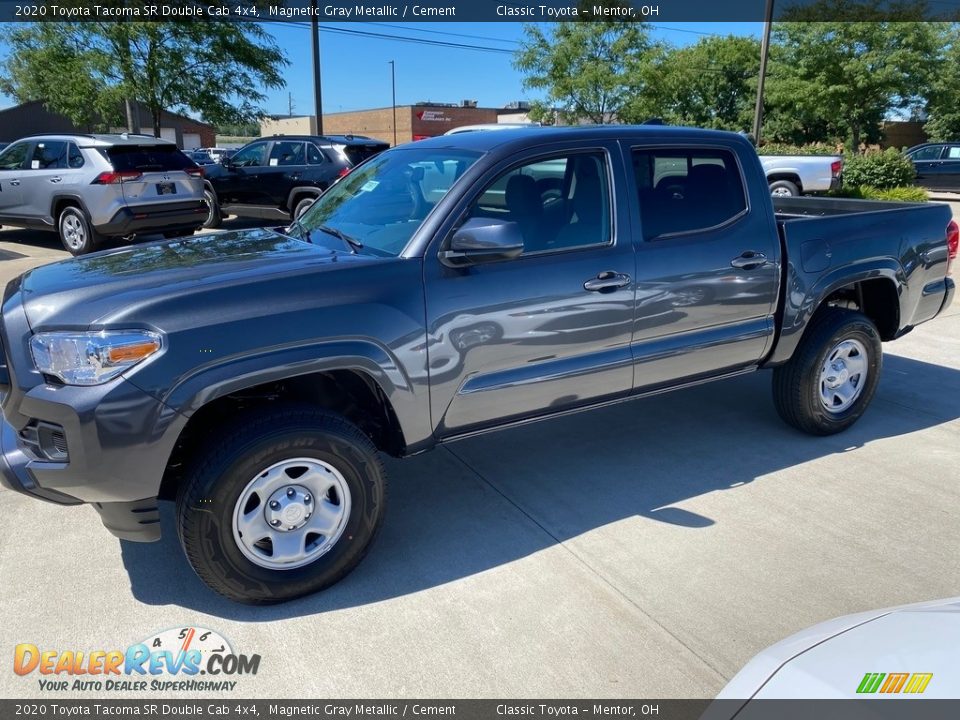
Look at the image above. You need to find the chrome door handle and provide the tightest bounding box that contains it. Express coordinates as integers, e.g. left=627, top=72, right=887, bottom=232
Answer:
left=730, top=251, right=768, bottom=270
left=9, top=179, right=20, bottom=186
left=584, top=271, right=631, bottom=293
left=49, top=176, right=62, bottom=183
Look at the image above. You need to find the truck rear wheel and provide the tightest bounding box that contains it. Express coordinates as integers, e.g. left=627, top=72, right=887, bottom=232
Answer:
left=769, top=180, right=800, bottom=197
left=772, top=308, right=882, bottom=435
left=176, top=408, right=386, bottom=604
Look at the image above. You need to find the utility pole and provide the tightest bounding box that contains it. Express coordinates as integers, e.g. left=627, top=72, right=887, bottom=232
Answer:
left=388, top=60, right=397, bottom=146
left=288, top=92, right=294, bottom=117
left=752, top=0, right=775, bottom=144
left=310, top=0, right=323, bottom=135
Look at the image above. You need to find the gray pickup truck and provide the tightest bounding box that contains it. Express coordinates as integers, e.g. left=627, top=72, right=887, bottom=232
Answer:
left=1, top=126, right=956, bottom=604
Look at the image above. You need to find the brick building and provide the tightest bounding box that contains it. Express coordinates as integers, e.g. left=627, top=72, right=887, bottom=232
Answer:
left=0, top=100, right=216, bottom=149
left=262, top=103, right=507, bottom=146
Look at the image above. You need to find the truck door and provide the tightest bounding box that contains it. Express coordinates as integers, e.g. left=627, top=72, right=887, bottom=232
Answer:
left=626, top=144, right=779, bottom=389
left=423, top=142, right=636, bottom=436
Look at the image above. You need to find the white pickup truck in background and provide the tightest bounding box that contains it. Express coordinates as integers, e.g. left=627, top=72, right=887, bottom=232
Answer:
left=758, top=154, right=843, bottom=196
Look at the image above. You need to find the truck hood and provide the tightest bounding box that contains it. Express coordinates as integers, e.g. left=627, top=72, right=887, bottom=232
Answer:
left=19, top=228, right=369, bottom=328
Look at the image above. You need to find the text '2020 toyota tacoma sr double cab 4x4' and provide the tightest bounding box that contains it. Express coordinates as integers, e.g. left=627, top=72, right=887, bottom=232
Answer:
left=0, top=126, right=956, bottom=603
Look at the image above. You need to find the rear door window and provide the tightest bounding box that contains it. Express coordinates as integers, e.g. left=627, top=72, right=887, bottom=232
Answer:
left=947, top=146, right=960, bottom=160
left=633, top=148, right=747, bottom=240
left=31, top=140, right=67, bottom=169
left=106, top=144, right=193, bottom=172
left=268, top=141, right=306, bottom=167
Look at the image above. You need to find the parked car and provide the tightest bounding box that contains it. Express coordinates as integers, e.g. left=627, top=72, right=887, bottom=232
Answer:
left=0, top=133, right=206, bottom=254
left=187, top=150, right=216, bottom=165
left=0, top=126, right=955, bottom=603
left=714, top=596, right=960, bottom=702
left=200, top=134, right=389, bottom=228
left=197, top=148, right=236, bottom=162
left=444, top=123, right=542, bottom=135
left=905, top=142, right=960, bottom=191
left=757, top=153, right=844, bottom=196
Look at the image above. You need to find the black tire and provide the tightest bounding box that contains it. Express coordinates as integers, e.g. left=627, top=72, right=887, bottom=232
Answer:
left=293, top=196, right=315, bottom=220
left=176, top=407, right=386, bottom=604
left=57, top=206, right=103, bottom=255
left=772, top=307, right=882, bottom=435
left=769, top=179, right=801, bottom=197
left=201, top=188, right=222, bottom=229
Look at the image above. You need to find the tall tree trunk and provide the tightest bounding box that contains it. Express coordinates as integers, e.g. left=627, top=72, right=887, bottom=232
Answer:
left=152, top=106, right=162, bottom=138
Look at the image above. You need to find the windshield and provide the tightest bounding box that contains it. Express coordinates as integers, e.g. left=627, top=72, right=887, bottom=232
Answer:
left=295, top=147, right=481, bottom=256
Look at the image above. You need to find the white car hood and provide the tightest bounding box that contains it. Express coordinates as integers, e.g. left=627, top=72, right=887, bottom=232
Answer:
left=718, top=596, right=960, bottom=699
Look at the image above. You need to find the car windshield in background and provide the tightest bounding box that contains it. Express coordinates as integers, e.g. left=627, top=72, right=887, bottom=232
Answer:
left=104, top=144, right=194, bottom=172
left=296, top=147, right=480, bottom=256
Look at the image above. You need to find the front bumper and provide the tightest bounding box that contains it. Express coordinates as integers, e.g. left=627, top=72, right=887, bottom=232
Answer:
left=95, top=201, right=207, bottom=237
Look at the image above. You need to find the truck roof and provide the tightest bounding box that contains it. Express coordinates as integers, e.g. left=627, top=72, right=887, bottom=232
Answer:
left=412, top=124, right=749, bottom=153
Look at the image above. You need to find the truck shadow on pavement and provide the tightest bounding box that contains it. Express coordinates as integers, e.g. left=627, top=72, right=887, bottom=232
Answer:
left=119, top=353, right=960, bottom=620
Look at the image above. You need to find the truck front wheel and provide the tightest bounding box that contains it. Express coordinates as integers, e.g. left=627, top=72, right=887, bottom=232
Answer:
left=176, top=408, right=386, bottom=604
left=772, top=308, right=882, bottom=435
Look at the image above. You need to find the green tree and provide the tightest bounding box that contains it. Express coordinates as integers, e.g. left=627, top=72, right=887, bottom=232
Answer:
left=1, top=17, right=287, bottom=135
left=763, top=20, right=946, bottom=149
left=514, top=15, right=658, bottom=125
left=638, top=35, right=760, bottom=131
left=924, top=26, right=960, bottom=141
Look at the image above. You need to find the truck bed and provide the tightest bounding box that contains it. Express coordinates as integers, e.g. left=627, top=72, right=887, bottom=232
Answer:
left=773, top=195, right=929, bottom=221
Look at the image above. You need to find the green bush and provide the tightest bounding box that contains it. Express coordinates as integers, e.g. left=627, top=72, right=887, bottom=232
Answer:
left=829, top=185, right=928, bottom=202
left=841, top=148, right=917, bottom=189
left=757, top=142, right=842, bottom=156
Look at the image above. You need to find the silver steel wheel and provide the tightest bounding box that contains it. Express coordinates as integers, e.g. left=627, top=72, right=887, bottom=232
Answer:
left=771, top=186, right=794, bottom=197
left=60, top=212, right=86, bottom=251
left=203, top=191, right=217, bottom=225
left=294, top=199, right=313, bottom=219
left=232, top=457, right=352, bottom=570
left=819, top=338, right=868, bottom=413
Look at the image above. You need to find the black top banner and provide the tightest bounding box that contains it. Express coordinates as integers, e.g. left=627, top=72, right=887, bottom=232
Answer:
left=3, top=699, right=960, bottom=720
left=0, top=0, right=959, bottom=23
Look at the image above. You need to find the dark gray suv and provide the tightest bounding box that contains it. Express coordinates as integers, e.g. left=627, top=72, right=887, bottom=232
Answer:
left=0, top=133, right=207, bottom=255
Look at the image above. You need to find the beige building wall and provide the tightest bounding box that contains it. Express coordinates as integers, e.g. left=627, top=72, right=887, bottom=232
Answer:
left=260, top=116, right=317, bottom=136
left=322, top=108, right=413, bottom=146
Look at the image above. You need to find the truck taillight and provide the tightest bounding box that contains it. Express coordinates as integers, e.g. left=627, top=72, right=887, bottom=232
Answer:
left=947, top=219, right=959, bottom=276
left=338, top=167, right=351, bottom=178
left=92, top=171, right=142, bottom=184
left=830, top=160, right=842, bottom=177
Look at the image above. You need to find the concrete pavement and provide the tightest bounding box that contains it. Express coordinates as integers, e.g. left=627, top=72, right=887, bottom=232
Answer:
left=1, top=221, right=958, bottom=699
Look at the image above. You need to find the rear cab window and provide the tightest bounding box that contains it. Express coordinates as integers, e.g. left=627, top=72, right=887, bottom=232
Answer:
left=633, top=147, right=748, bottom=240
left=104, top=144, right=194, bottom=172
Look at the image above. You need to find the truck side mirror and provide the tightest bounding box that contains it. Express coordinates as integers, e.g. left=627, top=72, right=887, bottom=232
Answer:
left=439, top=217, right=525, bottom=267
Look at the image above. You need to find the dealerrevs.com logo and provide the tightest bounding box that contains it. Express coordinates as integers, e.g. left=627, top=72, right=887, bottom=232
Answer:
left=13, top=627, right=261, bottom=693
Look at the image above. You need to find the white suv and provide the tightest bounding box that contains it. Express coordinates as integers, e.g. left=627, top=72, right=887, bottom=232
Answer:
left=0, top=134, right=206, bottom=255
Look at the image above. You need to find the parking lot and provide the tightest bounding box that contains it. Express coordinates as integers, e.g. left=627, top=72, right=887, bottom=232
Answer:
left=1, top=209, right=958, bottom=699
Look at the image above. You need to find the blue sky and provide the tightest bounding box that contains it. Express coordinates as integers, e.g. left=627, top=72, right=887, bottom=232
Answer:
left=0, top=22, right=762, bottom=115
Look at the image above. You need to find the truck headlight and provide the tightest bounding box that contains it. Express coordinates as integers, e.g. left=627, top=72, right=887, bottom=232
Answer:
left=30, top=331, right=162, bottom=386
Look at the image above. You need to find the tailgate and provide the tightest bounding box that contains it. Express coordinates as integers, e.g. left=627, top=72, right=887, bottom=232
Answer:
left=105, top=144, right=202, bottom=206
